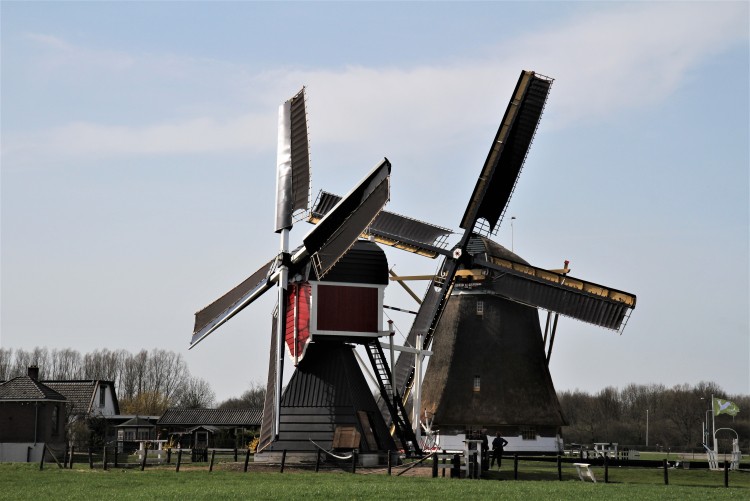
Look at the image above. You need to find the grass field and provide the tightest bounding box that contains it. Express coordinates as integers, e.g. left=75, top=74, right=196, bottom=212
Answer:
left=2, top=461, right=749, bottom=500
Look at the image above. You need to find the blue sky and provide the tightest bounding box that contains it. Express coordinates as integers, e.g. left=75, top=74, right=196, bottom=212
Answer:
left=2, top=1, right=748, bottom=402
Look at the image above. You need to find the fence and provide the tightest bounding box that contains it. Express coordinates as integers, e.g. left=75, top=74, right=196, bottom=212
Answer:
left=40, top=446, right=747, bottom=488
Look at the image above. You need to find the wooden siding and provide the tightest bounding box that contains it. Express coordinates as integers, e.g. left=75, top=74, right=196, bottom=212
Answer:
left=316, top=285, right=378, bottom=332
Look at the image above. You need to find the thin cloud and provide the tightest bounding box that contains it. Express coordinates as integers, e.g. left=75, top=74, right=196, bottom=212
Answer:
left=7, top=114, right=274, bottom=160
left=5, top=3, right=746, bottom=164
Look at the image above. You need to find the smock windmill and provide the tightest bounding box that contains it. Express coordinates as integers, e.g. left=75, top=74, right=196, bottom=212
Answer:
left=310, top=71, right=637, bottom=451
left=191, top=89, right=451, bottom=459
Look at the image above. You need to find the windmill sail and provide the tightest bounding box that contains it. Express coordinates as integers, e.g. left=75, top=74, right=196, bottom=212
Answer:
left=476, top=256, right=636, bottom=331
left=310, top=191, right=453, bottom=258
left=191, top=258, right=277, bottom=348
left=460, top=71, right=553, bottom=235
left=275, top=88, right=311, bottom=232
left=302, top=159, right=391, bottom=279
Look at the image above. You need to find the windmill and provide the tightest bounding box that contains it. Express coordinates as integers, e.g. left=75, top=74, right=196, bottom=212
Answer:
left=190, top=88, right=451, bottom=459
left=309, top=70, right=637, bottom=451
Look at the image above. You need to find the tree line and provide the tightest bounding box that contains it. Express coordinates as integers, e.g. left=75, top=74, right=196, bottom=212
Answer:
left=2, top=347, right=747, bottom=452
left=558, top=382, right=750, bottom=452
left=0, top=347, right=216, bottom=414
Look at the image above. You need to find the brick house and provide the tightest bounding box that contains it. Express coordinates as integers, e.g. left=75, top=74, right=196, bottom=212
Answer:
left=0, top=367, right=67, bottom=462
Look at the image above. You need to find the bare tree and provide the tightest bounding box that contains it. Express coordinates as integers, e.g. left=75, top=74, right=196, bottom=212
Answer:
left=175, top=376, right=216, bottom=409
left=49, top=348, right=83, bottom=379
left=218, top=382, right=266, bottom=409
left=0, top=348, right=12, bottom=380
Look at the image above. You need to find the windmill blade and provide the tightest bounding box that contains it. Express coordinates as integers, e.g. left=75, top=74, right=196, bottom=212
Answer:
left=275, top=88, right=311, bottom=232
left=460, top=71, right=553, bottom=235
left=301, top=159, right=391, bottom=279
left=191, top=258, right=277, bottom=348
left=309, top=191, right=453, bottom=258
left=475, top=256, right=636, bottom=331
left=389, top=269, right=449, bottom=393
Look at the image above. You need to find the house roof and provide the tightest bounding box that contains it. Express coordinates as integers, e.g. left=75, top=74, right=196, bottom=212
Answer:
left=117, top=416, right=156, bottom=428
left=158, top=408, right=262, bottom=427
left=0, top=375, right=67, bottom=402
left=43, top=380, right=120, bottom=415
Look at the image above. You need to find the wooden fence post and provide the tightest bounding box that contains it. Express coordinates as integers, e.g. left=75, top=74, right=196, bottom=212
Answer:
left=451, top=454, right=460, bottom=478
left=351, top=451, right=357, bottom=474
left=209, top=450, right=216, bottom=472
left=140, top=447, right=148, bottom=471
left=103, top=446, right=108, bottom=471
left=280, top=449, right=287, bottom=473
left=724, top=461, right=729, bottom=488
left=166, top=448, right=171, bottom=464
left=662, top=459, right=668, bottom=485
left=442, top=450, right=446, bottom=477
left=39, top=448, right=45, bottom=471
left=176, top=449, right=182, bottom=472
left=315, top=450, right=321, bottom=473
left=69, top=446, right=75, bottom=469
left=432, top=454, right=438, bottom=478
left=114, top=446, right=118, bottom=468
left=234, top=448, right=238, bottom=462
left=244, top=449, right=251, bottom=473
left=513, top=454, right=519, bottom=480
left=604, top=454, right=608, bottom=483
left=557, top=455, right=562, bottom=481
left=387, top=451, right=392, bottom=476
left=88, top=447, right=93, bottom=469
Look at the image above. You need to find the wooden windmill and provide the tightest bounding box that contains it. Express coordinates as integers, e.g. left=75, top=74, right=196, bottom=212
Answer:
left=310, top=71, right=637, bottom=451
left=191, top=89, right=450, bottom=459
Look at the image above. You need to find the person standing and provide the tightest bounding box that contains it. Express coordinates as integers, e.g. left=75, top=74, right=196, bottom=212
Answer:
left=491, top=432, right=509, bottom=469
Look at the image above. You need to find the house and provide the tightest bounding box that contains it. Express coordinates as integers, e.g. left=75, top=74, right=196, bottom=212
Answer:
left=43, top=379, right=120, bottom=419
left=0, top=366, right=67, bottom=462
left=115, top=416, right=158, bottom=442
left=158, top=408, right=262, bottom=449
left=42, top=379, right=120, bottom=447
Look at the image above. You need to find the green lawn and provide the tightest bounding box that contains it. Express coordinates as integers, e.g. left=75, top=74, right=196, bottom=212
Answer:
left=1, top=462, right=748, bottom=500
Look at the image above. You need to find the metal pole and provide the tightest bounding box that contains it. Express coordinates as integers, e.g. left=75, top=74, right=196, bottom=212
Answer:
left=275, top=229, right=289, bottom=439
left=388, top=321, right=396, bottom=401
left=712, top=394, right=717, bottom=455
left=646, top=409, right=649, bottom=448
left=413, top=333, right=423, bottom=445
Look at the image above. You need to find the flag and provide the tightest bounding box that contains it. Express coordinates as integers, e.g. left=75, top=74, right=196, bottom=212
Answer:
left=713, top=397, right=740, bottom=416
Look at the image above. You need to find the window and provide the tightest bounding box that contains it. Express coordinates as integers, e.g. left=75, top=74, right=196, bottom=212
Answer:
left=520, top=426, right=537, bottom=440
left=473, top=375, right=481, bottom=393
left=99, top=384, right=107, bottom=407
left=51, top=405, right=59, bottom=436
left=476, top=300, right=484, bottom=316
left=125, top=430, right=135, bottom=441
left=138, top=429, right=150, bottom=440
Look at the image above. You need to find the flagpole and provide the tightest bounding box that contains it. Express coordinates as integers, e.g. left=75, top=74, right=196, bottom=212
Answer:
left=711, top=394, right=717, bottom=454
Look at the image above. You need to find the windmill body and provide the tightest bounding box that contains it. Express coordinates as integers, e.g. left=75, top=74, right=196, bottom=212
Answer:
left=309, top=70, right=637, bottom=454
left=256, top=240, right=398, bottom=460
left=191, top=88, right=413, bottom=462
left=421, top=238, right=568, bottom=453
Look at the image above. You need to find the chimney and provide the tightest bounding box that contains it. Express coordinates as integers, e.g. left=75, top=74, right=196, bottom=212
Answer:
left=27, top=366, right=39, bottom=381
